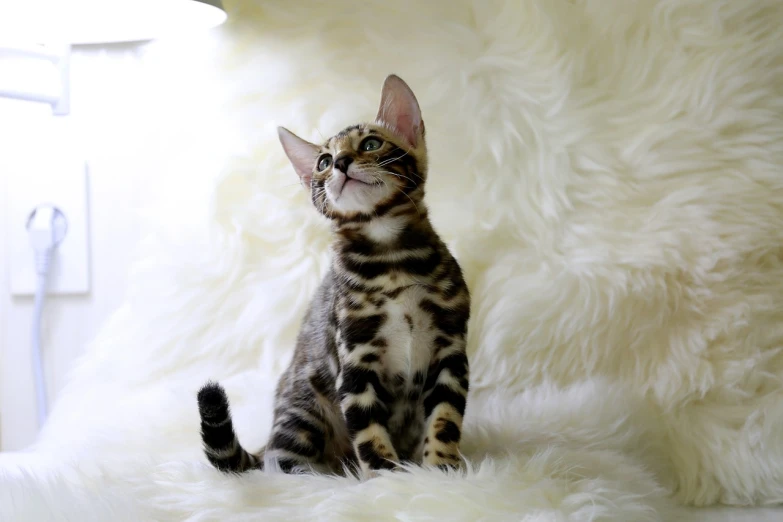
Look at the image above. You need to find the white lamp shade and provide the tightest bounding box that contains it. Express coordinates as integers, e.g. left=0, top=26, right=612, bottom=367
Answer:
left=0, top=0, right=227, bottom=45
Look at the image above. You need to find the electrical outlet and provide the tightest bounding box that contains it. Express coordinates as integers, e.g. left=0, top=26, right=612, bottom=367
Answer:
left=8, top=153, right=90, bottom=296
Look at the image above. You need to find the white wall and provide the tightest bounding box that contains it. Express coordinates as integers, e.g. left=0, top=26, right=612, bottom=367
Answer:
left=0, top=44, right=169, bottom=450
left=0, top=28, right=252, bottom=451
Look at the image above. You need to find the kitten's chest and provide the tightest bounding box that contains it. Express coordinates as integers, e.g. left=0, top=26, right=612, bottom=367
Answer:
left=375, top=287, right=434, bottom=383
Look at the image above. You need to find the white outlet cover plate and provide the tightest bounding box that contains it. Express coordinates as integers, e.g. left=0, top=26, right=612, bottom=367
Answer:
left=8, top=154, right=90, bottom=296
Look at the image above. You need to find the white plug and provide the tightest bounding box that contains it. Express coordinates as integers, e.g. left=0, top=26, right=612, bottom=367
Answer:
left=27, top=204, right=67, bottom=275
left=26, top=204, right=68, bottom=428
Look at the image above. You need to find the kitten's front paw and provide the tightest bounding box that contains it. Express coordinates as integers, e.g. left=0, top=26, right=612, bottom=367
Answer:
left=423, top=448, right=465, bottom=472
left=363, top=462, right=402, bottom=480
left=436, top=461, right=465, bottom=473
left=364, top=469, right=382, bottom=480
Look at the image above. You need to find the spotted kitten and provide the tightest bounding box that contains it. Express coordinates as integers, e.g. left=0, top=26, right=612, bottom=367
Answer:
left=197, top=75, right=470, bottom=477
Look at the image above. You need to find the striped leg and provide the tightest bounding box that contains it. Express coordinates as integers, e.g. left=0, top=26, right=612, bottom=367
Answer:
left=263, top=388, right=333, bottom=474
left=338, top=364, right=400, bottom=475
left=422, top=342, right=469, bottom=470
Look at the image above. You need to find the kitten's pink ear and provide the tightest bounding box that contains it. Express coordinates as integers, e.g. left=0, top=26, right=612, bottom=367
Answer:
left=375, top=74, right=423, bottom=148
left=278, top=126, right=319, bottom=188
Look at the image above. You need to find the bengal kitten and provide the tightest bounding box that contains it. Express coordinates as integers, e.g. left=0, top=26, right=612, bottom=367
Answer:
left=197, top=75, right=470, bottom=477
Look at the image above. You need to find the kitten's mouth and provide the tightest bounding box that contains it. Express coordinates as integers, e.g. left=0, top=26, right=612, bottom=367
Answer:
left=336, top=170, right=379, bottom=195
left=346, top=175, right=370, bottom=186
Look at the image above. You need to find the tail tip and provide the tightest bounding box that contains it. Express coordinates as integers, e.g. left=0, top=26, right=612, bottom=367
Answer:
left=198, top=381, right=229, bottom=420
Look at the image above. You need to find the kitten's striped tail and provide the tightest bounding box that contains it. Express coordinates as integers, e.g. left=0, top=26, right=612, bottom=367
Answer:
left=197, top=381, right=264, bottom=473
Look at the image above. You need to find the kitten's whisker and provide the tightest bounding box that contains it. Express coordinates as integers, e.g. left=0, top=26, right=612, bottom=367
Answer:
left=279, top=182, right=311, bottom=189
left=375, top=172, right=421, bottom=218
left=382, top=171, right=419, bottom=187
left=373, top=176, right=391, bottom=221
left=366, top=167, right=419, bottom=189
left=378, top=149, right=411, bottom=167
left=396, top=186, right=421, bottom=217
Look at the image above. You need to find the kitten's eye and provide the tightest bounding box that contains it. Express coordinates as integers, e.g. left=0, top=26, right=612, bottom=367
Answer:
left=360, top=137, right=383, bottom=152
left=317, top=155, right=333, bottom=172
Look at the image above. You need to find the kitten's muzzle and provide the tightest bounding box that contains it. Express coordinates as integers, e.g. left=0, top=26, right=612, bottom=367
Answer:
left=338, top=162, right=378, bottom=187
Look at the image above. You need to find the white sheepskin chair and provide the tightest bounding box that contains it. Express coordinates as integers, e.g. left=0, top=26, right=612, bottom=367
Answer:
left=2, top=0, right=783, bottom=520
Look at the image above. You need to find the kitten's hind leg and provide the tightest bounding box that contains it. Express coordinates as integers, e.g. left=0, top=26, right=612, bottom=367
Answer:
left=263, top=384, right=335, bottom=474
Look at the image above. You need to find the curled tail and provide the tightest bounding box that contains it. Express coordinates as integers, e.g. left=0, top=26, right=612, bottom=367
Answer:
left=197, top=381, right=264, bottom=473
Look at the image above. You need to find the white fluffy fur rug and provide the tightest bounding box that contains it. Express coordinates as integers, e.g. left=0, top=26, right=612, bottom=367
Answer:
left=3, top=0, right=783, bottom=520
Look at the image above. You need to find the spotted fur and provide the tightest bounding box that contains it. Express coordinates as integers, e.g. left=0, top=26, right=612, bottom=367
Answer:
left=197, top=75, right=470, bottom=477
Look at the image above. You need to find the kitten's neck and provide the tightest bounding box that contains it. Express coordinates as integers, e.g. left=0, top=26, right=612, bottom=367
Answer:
left=331, top=205, right=434, bottom=255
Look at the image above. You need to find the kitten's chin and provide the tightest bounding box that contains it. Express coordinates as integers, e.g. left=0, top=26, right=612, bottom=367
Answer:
left=326, top=174, right=389, bottom=215
left=330, top=185, right=385, bottom=214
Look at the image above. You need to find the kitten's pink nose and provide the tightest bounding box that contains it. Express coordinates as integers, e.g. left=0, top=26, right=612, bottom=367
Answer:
left=334, top=154, right=354, bottom=173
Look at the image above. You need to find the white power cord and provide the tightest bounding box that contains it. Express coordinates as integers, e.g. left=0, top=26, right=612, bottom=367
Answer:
left=27, top=205, right=67, bottom=428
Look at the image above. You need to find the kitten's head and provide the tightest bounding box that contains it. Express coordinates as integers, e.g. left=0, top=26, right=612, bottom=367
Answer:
left=278, top=75, right=427, bottom=221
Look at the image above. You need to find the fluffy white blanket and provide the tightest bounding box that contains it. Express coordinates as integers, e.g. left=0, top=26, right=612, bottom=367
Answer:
left=3, top=0, right=783, bottom=520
